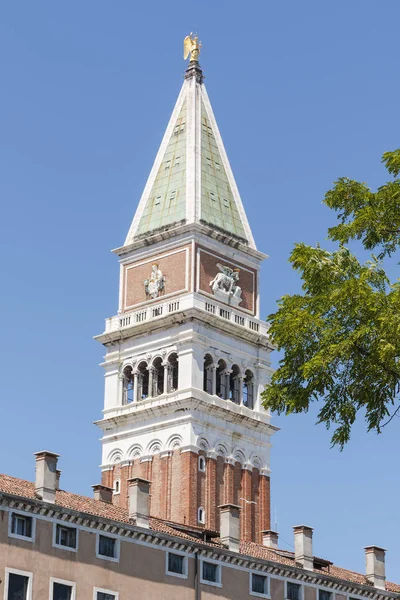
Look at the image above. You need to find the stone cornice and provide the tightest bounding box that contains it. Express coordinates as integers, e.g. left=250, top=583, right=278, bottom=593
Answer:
left=0, top=493, right=397, bottom=599
left=113, top=222, right=267, bottom=263
left=95, top=306, right=273, bottom=350
left=96, top=388, right=278, bottom=438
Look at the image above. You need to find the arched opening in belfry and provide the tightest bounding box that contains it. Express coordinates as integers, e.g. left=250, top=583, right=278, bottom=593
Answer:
left=137, top=361, right=149, bottom=400
left=203, top=354, right=214, bottom=394
left=122, top=365, right=135, bottom=404
left=229, top=364, right=241, bottom=404
left=152, top=357, right=164, bottom=397
left=216, top=359, right=228, bottom=399
left=167, top=352, right=179, bottom=393
left=243, top=369, right=254, bottom=409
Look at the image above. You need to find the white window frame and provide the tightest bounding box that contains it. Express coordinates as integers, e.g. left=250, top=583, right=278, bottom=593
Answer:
left=199, top=557, right=222, bottom=588
left=96, top=532, right=120, bottom=563
left=49, top=577, right=76, bottom=600
left=198, top=455, right=206, bottom=472
left=249, top=570, right=270, bottom=598
left=93, top=587, right=119, bottom=600
left=52, top=522, right=79, bottom=553
left=165, top=550, right=188, bottom=579
left=285, top=580, right=304, bottom=600
left=8, top=509, right=36, bottom=543
left=197, top=506, right=205, bottom=524
left=4, top=567, right=33, bottom=600
left=318, top=590, right=333, bottom=600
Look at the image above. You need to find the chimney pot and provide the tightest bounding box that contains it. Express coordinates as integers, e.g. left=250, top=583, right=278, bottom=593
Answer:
left=262, top=530, right=279, bottom=549
left=219, top=504, right=241, bottom=552
left=128, top=478, right=151, bottom=529
left=293, top=525, right=313, bottom=571
left=92, top=484, right=113, bottom=504
left=365, top=546, right=386, bottom=590
left=34, top=451, right=60, bottom=504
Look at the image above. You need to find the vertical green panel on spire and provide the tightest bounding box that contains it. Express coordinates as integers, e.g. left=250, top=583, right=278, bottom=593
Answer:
left=136, top=102, right=187, bottom=236
left=200, top=101, right=247, bottom=240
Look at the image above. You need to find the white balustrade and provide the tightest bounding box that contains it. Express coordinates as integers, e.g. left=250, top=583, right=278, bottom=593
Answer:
left=104, top=294, right=270, bottom=338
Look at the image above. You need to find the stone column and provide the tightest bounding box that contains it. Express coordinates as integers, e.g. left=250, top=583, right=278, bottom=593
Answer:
left=133, top=371, right=139, bottom=402
left=220, top=370, right=231, bottom=399
left=211, top=365, right=217, bottom=395
left=238, top=376, right=244, bottom=405
left=163, top=362, right=169, bottom=394
left=148, top=367, right=155, bottom=398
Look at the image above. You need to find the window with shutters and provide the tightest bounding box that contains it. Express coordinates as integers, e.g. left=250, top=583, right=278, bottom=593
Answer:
left=9, top=512, right=34, bottom=541
left=286, top=582, right=302, bottom=600
left=97, top=534, right=119, bottom=562
left=54, top=524, right=77, bottom=550
left=250, top=572, right=269, bottom=598
left=166, top=552, right=188, bottom=578
left=200, top=560, right=221, bottom=587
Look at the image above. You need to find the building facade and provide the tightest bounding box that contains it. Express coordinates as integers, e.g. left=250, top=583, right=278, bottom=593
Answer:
left=0, top=453, right=398, bottom=599
left=0, top=45, right=398, bottom=600
left=95, top=54, right=276, bottom=543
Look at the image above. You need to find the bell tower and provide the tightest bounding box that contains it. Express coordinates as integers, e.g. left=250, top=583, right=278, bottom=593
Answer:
left=95, top=40, right=277, bottom=543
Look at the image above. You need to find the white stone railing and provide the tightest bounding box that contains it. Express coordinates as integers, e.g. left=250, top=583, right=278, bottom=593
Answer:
left=193, top=295, right=270, bottom=337
left=105, top=297, right=187, bottom=332
left=104, top=294, right=270, bottom=338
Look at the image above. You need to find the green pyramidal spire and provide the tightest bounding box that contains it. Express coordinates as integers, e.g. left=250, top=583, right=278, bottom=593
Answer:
left=124, top=59, right=256, bottom=249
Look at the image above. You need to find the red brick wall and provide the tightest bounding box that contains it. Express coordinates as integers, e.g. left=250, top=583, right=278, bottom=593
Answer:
left=241, top=468, right=252, bottom=541
left=122, top=244, right=191, bottom=311
left=103, top=453, right=270, bottom=542
left=206, top=456, right=217, bottom=531
left=170, top=450, right=181, bottom=523
left=258, top=475, right=271, bottom=541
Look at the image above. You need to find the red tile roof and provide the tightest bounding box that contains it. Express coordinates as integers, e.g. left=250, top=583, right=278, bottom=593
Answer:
left=0, top=473, right=398, bottom=594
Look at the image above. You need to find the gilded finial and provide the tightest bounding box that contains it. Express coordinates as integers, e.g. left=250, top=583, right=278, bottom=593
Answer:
left=183, top=33, right=202, bottom=62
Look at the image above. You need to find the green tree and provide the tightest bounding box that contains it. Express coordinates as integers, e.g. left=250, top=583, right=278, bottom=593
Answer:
left=262, top=149, right=400, bottom=448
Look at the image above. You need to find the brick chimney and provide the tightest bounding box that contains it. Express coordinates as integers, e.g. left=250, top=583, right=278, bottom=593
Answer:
left=92, top=484, right=113, bottom=504
left=262, top=530, right=279, bottom=549
left=128, top=478, right=151, bottom=529
left=365, top=546, right=386, bottom=590
left=34, top=451, right=60, bottom=504
left=219, top=504, right=241, bottom=552
left=293, top=525, right=313, bottom=570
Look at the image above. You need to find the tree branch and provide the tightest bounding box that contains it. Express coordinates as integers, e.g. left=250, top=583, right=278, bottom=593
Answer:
left=381, top=403, right=400, bottom=428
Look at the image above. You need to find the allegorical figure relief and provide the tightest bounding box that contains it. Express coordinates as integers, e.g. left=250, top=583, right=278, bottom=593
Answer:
left=209, top=263, right=242, bottom=307
left=183, top=33, right=202, bottom=62
left=144, top=264, right=165, bottom=299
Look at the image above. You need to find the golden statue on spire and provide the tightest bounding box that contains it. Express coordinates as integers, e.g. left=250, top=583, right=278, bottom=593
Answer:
left=184, top=33, right=202, bottom=62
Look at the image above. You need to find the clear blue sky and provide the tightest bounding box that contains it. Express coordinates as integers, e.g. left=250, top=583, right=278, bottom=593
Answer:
left=1, top=0, right=399, bottom=582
